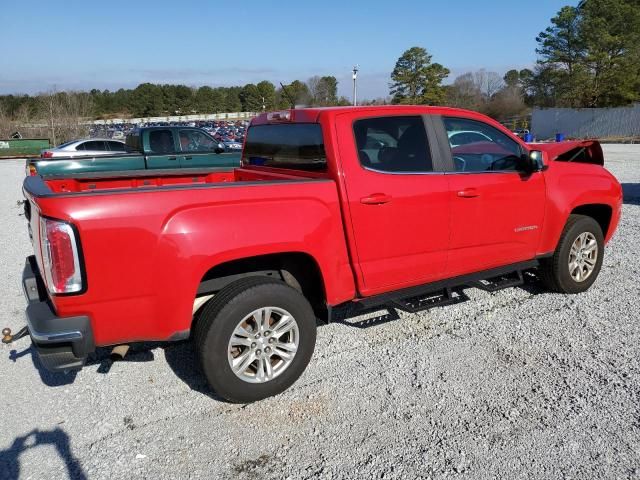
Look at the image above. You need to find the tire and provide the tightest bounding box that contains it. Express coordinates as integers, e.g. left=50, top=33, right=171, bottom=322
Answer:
left=194, top=277, right=317, bottom=403
left=538, top=214, right=604, bottom=294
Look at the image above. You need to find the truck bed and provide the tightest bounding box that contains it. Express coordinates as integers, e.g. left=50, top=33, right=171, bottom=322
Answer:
left=29, top=166, right=324, bottom=195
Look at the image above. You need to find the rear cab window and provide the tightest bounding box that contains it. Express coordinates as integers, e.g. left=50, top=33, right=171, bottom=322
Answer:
left=242, top=124, right=326, bottom=172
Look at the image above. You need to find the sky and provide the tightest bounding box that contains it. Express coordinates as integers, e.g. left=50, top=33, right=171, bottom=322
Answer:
left=0, top=0, right=575, bottom=100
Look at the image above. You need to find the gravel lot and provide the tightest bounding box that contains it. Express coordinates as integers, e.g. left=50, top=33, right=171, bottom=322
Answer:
left=1, top=145, right=639, bottom=480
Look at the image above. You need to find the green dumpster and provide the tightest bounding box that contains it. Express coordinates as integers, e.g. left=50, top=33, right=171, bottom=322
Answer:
left=0, top=138, right=50, bottom=158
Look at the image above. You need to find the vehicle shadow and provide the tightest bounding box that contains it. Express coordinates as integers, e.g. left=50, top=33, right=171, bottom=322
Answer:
left=4, top=272, right=549, bottom=400
left=0, top=427, right=87, bottom=480
left=622, top=183, right=640, bottom=205
left=87, top=341, right=228, bottom=402
left=8, top=345, right=78, bottom=387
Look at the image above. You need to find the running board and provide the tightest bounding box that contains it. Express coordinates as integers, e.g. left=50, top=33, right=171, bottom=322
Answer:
left=353, top=259, right=539, bottom=314
left=392, top=287, right=468, bottom=313
left=468, top=270, right=524, bottom=292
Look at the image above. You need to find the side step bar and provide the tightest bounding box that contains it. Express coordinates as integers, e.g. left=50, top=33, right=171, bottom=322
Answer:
left=353, top=259, right=538, bottom=316
left=392, top=287, right=469, bottom=314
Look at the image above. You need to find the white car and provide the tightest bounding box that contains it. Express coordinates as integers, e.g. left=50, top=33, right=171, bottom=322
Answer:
left=41, top=138, right=128, bottom=158
left=448, top=130, right=493, bottom=148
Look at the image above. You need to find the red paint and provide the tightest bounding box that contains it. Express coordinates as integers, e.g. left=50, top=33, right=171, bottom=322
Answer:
left=24, top=106, right=623, bottom=347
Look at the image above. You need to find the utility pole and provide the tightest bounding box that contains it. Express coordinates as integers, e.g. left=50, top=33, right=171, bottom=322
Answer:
left=352, top=65, right=359, bottom=106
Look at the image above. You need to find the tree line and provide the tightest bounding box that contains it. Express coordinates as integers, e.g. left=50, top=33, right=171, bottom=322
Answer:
left=0, top=76, right=348, bottom=123
left=389, top=0, right=640, bottom=118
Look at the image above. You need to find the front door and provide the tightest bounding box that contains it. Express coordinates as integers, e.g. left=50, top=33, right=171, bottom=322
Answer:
left=439, top=116, right=546, bottom=276
left=178, top=129, right=224, bottom=168
left=337, top=113, right=451, bottom=296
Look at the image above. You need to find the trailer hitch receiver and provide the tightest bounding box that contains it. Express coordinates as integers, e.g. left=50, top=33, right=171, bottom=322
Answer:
left=2, top=327, right=29, bottom=344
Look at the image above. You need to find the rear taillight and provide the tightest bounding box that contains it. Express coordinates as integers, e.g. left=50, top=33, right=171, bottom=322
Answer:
left=42, top=151, right=53, bottom=158
left=39, top=217, right=83, bottom=294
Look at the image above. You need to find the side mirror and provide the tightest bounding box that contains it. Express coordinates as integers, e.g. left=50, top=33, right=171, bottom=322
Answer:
left=521, top=150, right=545, bottom=173
left=529, top=150, right=546, bottom=171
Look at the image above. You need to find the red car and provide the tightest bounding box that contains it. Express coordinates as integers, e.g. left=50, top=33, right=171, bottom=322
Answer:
left=16, top=106, right=622, bottom=402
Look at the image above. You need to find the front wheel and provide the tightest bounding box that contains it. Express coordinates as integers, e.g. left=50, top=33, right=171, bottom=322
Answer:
left=194, top=277, right=317, bottom=403
left=538, top=214, right=604, bottom=294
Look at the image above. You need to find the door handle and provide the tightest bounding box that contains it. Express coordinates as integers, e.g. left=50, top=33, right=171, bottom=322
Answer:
left=185, top=156, right=192, bottom=160
left=168, top=156, right=177, bottom=161
left=360, top=193, right=392, bottom=205
left=457, top=188, right=480, bottom=198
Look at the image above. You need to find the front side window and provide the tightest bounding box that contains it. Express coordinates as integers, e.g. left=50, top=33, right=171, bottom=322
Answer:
left=179, top=130, right=218, bottom=152
left=242, top=123, right=326, bottom=171
left=443, top=117, right=523, bottom=172
left=353, top=116, right=433, bottom=173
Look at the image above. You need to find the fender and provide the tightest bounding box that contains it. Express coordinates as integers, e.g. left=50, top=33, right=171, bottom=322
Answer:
left=151, top=184, right=356, bottom=338
left=537, top=160, right=622, bottom=254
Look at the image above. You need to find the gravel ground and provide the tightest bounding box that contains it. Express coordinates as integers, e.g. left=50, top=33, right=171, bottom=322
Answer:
left=1, top=145, right=639, bottom=480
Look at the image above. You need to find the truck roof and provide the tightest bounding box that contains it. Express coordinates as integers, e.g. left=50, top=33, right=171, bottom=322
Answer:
left=250, top=105, right=496, bottom=125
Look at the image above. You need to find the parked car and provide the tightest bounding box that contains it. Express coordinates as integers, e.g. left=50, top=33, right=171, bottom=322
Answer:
left=16, top=106, right=621, bottom=403
left=222, top=139, right=243, bottom=152
left=28, top=127, right=240, bottom=176
left=447, top=129, right=493, bottom=148
left=40, top=139, right=127, bottom=158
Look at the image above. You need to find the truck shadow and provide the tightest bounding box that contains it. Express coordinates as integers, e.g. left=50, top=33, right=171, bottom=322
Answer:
left=622, top=183, right=640, bottom=205
left=1, top=271, right=557, bottom=399
left=8, top=345, right=78, bottom=387
left=0, top=427, right=87, bottom=480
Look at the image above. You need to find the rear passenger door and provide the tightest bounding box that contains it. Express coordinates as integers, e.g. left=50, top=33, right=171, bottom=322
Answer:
left=438, top=116, right=546, bottom=276
left=336, top=113, right=451, bottom=296
left=145, top=129, right=180, bottom=169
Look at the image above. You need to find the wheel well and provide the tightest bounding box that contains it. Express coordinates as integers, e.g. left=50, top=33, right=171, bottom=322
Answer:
left=570, top=204, right=612, bottom=237
left=196, top=252, right=327, bottom=320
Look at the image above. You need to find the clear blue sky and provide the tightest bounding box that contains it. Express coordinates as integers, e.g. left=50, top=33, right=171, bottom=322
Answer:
left=0, top=0, right=573, bottom=99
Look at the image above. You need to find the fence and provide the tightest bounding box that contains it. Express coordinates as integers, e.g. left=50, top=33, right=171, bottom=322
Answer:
left=92, top=111, right=257, bottom=125
left=531, top=104, right=640, bottom=140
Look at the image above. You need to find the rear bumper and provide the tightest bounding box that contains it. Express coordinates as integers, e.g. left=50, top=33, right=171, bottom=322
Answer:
left=23, top=256, right=94, bottom=372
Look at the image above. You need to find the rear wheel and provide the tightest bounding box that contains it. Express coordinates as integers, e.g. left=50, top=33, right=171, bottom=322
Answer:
left=538, top=214, right=604, bottom=294
left=194, top=277, right=317, bottom=403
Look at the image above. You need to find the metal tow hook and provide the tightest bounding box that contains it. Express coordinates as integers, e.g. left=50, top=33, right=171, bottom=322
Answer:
left=2, top=327, right=29, bottom=344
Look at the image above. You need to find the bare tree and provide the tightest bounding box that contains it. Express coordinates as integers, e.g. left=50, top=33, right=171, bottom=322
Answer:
left=37, top=89, right=93, bottom=144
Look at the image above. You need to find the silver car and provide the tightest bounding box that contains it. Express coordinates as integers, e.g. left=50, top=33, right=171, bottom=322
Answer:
left=41, top=138, right=128, bottom=158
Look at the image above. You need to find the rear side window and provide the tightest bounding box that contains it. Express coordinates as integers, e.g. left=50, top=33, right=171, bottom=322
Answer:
left=353, top=116, right=433, bottom=172
left=148, top=130, right=176, bottom=154
left=107, top=141, right=126, bottom=151
left=77, top=141, right=108, bottom=151
left=242, top=124, right=326, bottom=171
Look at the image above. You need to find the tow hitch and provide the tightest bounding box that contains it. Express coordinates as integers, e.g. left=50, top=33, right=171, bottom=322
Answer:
left=2, top=327, right=29, bottom=344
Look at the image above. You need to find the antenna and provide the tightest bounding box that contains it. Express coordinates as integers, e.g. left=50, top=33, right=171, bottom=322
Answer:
left=280, top=82, right=296, bottom=109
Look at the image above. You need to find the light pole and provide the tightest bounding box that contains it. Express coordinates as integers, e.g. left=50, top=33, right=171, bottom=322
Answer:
left=352, top=65, right=359, bottom=106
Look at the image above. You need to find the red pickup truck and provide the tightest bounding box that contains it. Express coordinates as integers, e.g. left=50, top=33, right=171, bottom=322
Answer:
left=15, top=106, right=622, bottom=403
